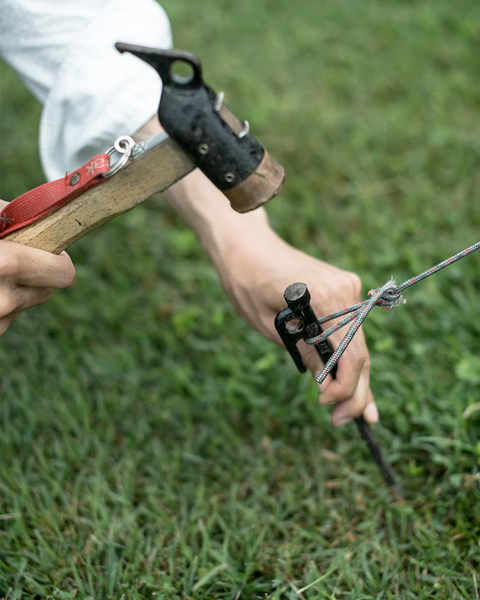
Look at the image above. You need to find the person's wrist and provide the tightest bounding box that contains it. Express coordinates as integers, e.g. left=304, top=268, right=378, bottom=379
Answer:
left=213, top=220, right=285, bottom=299
left=163, top=169, right=277, bottom=270
left=209, top=208, right=274, bottom=268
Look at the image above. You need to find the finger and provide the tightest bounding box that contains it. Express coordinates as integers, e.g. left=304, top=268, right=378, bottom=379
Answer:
left=362, top=392, right=379, bottom=423
left=319, top=326, right=369, bottom=405
left=330, top=361, right=372, bottom=427
left=308, top=283, right=365, bottom=402
left=15, top=286, right=53, bottom=311
left=300, top=327, right=366, bottom=404
left=0, top=286, right=53, bottom=319
left=0, top=241, right=75, bottom=288
left=299, top=341, right=334, bottom=390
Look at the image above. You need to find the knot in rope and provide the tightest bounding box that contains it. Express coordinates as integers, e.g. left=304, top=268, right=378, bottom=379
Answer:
left=367, top=279, right=405, bottom=310
left=311, top=239, right=480, bottom=385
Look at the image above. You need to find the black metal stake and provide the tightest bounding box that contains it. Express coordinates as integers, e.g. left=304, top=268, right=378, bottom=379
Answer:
left=275, top=282, right=404, bottom=501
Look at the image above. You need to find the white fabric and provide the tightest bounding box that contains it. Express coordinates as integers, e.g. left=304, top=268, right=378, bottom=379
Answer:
left=0, top=0, right=172, bottom=180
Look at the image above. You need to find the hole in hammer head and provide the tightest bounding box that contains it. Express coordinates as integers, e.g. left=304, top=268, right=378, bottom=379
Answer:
left=169, top=60, right=194, bottom=85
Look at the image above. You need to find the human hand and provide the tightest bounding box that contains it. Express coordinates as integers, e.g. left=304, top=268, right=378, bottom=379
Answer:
left=0, top=200, right=76, bottom=336
left=217, top=229, right=378, bottom=427
left=161, top=169, right=376, bottom=426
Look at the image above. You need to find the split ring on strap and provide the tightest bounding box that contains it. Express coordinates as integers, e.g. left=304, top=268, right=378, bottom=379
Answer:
left=104, top=135, right=135, bottom=178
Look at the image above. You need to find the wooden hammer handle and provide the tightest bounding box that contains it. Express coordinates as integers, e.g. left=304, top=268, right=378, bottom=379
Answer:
left=3, top=137, right=194, bottom=254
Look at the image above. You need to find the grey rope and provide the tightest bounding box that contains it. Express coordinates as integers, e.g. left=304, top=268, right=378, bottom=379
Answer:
left=308, top=240, right=480, bottom=384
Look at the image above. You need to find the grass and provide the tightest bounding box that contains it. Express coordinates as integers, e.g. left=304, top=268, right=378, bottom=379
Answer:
left=1, top=0, right=480, bottom=597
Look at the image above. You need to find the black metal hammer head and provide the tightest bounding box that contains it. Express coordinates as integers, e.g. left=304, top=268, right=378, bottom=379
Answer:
left=116, top=42, right=285, bottom=213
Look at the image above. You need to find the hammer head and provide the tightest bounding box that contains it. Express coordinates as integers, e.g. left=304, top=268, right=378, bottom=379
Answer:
left=116, top=42, right=285, bottom=213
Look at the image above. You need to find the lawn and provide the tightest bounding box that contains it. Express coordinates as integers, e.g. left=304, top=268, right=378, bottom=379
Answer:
left=1, top=0, right=480, bottom=598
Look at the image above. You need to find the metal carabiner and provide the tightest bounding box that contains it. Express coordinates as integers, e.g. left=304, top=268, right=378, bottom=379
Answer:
left=104, top=136, right=135, bottom=178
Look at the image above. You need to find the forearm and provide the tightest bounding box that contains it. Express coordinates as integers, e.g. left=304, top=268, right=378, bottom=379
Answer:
left=162, top=166, right=377, bottom=426
left=133, top=116, right=376, bottom=426
left=163, top=170, right=277, bottom=270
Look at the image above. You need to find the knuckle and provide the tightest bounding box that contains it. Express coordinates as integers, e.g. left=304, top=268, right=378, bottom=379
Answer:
left=313, top=286, right=330, bottom=309
left=343, top=272, right=362, bottom=299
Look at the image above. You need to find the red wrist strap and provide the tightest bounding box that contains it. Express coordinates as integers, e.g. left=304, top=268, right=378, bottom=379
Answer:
left=0, top=154, right=110, bottom=239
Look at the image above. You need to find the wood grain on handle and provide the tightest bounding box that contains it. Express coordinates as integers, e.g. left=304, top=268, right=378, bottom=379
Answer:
left=3, top=137, right=195, bottom=254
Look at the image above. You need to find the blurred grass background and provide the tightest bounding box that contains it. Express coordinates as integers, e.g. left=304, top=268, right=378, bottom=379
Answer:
left=1, top=0, right=480, bottom=598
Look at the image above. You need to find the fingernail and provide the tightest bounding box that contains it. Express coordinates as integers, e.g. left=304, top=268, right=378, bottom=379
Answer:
left=364, top=403, right=379, bottom=423
left=334, top=417, right=353, bottom=427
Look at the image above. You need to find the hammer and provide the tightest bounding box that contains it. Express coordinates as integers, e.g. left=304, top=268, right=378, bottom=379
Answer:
left=2, top=44, right=285, bottom=253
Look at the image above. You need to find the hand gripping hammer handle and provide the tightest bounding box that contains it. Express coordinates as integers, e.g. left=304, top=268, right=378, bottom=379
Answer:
left=275, top=282, right=404, bottom=501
